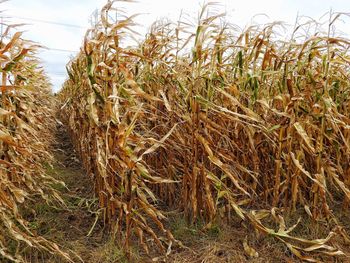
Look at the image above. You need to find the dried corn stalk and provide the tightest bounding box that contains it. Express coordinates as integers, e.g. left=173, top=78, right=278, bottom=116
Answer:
left=0, top=22, right=70, bottom=262
left=60, top=1, right=350, bottom=260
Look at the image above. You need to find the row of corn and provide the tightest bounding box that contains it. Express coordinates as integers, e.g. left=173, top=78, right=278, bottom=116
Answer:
left=59, top=1, right=350, bottom=261
left=0, top=22, right=70, bottom=262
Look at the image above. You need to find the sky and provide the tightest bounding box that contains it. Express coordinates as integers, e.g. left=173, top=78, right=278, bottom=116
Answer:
left=2, top=0, right=350, bottom=92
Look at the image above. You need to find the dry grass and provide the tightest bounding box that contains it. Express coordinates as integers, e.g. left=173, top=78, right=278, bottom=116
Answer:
left=56, top=1, right=350, bottom=262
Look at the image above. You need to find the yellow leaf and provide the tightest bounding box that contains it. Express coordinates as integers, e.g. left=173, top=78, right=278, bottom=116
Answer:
left=243, top=236, right=259, bottom=258
left=293, top=122, right=315, bottom=154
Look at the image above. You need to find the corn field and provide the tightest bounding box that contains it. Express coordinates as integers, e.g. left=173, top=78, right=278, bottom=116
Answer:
left=1, top=0, right=350, bottom=262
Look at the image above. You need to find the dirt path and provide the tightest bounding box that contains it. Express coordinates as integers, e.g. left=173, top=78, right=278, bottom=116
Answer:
left=46, top=123, right=101, bottom=262
left=26, top=123, right=129, bottom=263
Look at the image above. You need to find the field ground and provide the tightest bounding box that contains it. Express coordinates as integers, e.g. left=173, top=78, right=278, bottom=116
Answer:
left=20, top=122, right=349, bottom=263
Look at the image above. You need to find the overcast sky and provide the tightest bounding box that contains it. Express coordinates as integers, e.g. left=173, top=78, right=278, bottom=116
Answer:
left=2, top=0, right=350, bottom=92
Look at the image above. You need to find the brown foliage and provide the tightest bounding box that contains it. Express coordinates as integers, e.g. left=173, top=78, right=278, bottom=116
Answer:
left=59, top=1, right=350, bottom=261
left=0, top=24, right=70, bottom=262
